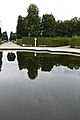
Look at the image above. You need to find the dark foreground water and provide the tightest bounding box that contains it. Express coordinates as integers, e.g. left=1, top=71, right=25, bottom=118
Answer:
left=0, top=51, right=80, bottom=120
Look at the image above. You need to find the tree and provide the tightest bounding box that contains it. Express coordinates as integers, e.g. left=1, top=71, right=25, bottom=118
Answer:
left=27, top=4, right=40, bottom=37
left=63, top=20, right=72, bottom=37
left=55, top=20, right=66, bottom=37
left=0, top=27, right=1, bottom=37
left=2, top=31, right=8, bottom=41
left=10, top=31, right=16, bottom=41
left=76, top=18, right=80, bottom=36
left=41, top=14, right=55, bottom=37
left=70, top=17, right=78, bottom=36
left=55, top=20, right=75, bottom=37
left=16, top=15, right=26, bottom=38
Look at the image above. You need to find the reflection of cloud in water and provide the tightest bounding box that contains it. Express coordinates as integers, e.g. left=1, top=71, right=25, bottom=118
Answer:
left=51, top=66, right=80, bottom=79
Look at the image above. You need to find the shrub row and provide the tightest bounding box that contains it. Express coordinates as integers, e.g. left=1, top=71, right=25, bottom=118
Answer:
left=16, top=39, right=22, bottom=46
left=37, top=37, right=70, bottom=47
left=70, top=36, right=80, bottom=48
left=17, top=37, right=70, bottom=47
left=22, top=37, right=35, bottom=46
left=0, top=38, right=2, bottom=44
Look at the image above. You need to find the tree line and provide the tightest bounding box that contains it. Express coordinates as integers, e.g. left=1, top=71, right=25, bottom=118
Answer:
left=0, top=27, right=1, bottom=38
left=1, top=3, right=80, bottom=41
left=0, top=29, right=16, bottom=41
left=16, top=4, right=80, bottom=39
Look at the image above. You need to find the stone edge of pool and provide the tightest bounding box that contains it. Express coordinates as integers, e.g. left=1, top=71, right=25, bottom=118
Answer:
left=0, top=47, right=80, bottom=55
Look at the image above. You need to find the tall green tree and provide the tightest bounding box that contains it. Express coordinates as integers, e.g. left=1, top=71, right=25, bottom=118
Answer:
left=2, top=31, right=8, bottom=41
left=55, top=20, right=66, bottom=37
left=76, top=18, right=80, bottom=36
left=55, top=19, right=76, bottom=37
left=10, top=31, right=16, bottom=41
left=27, top=4, right=40, bottom=37
left=41, top=14, right=55, bottom=37
left=0, top=27, right=1, bottom=37
left=16, top=15, right=26, bottom=38
left=70, top=17, right=78, bottom=36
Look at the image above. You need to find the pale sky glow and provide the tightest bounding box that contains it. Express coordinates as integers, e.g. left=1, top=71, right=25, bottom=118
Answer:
left=0, top=0, right=80, bottom=36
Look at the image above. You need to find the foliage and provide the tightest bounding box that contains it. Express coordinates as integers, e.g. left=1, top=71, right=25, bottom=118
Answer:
left=2, top=31, right=8, bottom=41
left=16, top=39, right=22, bottom=46
left=0, top=29, right=1, bottom=44
left=41, top=14, right=55, bottom=37
left=16, top=15, right=26, bottom=39
left=27, top=4, right=40, bottom=37
left=22, top=37, right=35, bottom=46
left=37, top=37, right=70, bottom=47
left=70, top=36, right=80, bottom=48
left=0, top=27, right=1, bottom=37
left=10, top=31, right=16, bottom=41
left=20, top=37, right=70, bottom=47
left=16, top=4, right=40, bottom=38
left=16, top=4, right=80, bottom=48
left=0, top=39, right=1, bottom=44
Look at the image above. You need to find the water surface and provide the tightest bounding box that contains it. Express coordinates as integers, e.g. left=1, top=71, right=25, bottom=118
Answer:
left=0, top=51, right=80, bottom=120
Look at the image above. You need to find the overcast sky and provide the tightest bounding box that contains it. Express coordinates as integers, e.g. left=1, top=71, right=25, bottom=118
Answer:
left=0, top=0, right=80, bottom=36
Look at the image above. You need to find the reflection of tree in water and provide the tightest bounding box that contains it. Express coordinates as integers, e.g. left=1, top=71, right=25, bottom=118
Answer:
left=7, top=52, right=16, bottom=61
left=26, top=57, right=39, bottom=79
left=0, top=52, right=2, bottom=71
left=17, top=52, right=40, bottom=80
left=17, top=52, right=80, bottom=80
left=38, top=55, right=54, bottom=71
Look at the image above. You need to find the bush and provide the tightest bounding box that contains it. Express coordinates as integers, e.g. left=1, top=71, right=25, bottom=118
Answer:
left=18, top=37, right=70, bottom=47
left=37, top=37, right=53, bottom=47
left=22, top=37, right=35, bottom=46
left=70, top=36, right=80, bottom=48
left=52, top=37, right=70, bottom=47
left=37, top=37, right=70, bottom=47
left=16, top=39, right=22, bottom=46
left=0, top=38, right=2, bottom=45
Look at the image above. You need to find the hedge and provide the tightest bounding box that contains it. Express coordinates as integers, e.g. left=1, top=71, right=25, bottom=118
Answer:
left=16, top=39, right=22, bottom=46
left=17, top=37, right=71, bottom=47
left=70, top=36, right=80, bottom=48
left=22, top=37, right=35, bottom=46
left=0, top=38, right=2, bottom=45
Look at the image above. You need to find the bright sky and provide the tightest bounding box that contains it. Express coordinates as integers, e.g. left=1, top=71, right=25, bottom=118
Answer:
left=0, top=0, right=80, bottom=37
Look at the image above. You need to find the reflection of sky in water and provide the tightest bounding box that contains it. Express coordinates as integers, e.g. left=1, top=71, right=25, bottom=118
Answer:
left=52, top=65, right=80, bottom=77
left=0, top=51, right=27, bottom=81
left=0, top=51, right=80, bottom=120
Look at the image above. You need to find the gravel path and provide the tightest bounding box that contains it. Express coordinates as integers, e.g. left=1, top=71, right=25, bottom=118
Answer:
left=0, top=42, right=21, bottom=47
left=0, top=42, right=80, bottom=55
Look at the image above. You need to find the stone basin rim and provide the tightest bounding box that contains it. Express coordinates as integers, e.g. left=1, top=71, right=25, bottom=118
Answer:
left=0, top=47, right=80, bottom=56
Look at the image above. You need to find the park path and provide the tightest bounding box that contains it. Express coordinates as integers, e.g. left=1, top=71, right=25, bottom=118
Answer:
left=0, top=42, right=80, bottom=55
left=0, top=42, right=21, bottom=47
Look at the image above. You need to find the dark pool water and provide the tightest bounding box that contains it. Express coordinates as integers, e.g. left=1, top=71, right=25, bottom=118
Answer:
left=0, top=51, right=80, bottom=120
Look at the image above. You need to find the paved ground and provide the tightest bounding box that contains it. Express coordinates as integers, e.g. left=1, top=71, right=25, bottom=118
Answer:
left=0, top=42, right=21, bottom=47
left=0, top=42, right=80, bottom=55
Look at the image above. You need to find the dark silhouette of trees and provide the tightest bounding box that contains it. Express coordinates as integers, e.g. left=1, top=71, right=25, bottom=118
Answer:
left=27, top=4, right=40, bottom=37
left=0, top=27, right=1, bottom=38
left=9, top=31, right=16, bottom=41
left=16, top=4, right=40, bottom=38
left=41, top=14, right=55, bottom=37
left=16, top=15, right=26, bottom=38
left=2, top=31, right=8, bottom=41
left=16, top=4, right=80, bottom=38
